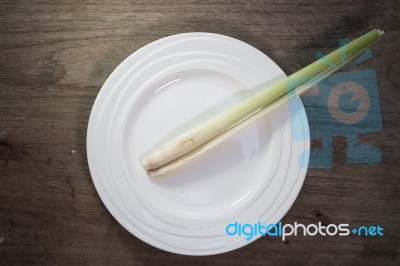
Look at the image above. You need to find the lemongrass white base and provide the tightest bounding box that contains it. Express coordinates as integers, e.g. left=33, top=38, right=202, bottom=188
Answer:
left=87, top=33, right=310, bottom=255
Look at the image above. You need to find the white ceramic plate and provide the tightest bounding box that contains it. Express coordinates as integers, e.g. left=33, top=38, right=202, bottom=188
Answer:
left=87, top=33, right=310, bottom=255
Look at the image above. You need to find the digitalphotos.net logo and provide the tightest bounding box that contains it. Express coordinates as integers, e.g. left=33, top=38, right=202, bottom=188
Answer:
left=226, top=221, right=384, bottom=241
left=289, top=38, right=382, bottom=168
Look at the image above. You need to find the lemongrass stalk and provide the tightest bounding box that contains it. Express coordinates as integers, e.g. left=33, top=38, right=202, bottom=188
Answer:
left=142, top=29, right=384, bottom=172
left=147, top=33, right=382, bottom=177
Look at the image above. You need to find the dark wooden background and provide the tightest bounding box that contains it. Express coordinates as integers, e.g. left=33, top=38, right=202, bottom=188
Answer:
left=1, top=0, right=399, bottom=265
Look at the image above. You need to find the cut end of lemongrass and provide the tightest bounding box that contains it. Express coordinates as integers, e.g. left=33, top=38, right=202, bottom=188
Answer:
left=378, top=29, right=385, bottom=36
left=147, top=152, right=202, bottom=178
left=142, top=157, right=160, bottom=170
left=141, top=159, right=151, bottom=170
left=141, top=149, right=168, bottom=170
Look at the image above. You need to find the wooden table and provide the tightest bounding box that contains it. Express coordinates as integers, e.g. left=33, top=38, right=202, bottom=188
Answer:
left=1, top=1, right=399, bottom=265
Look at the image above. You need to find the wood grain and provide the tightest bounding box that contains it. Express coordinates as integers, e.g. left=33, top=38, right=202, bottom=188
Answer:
left=1, top=0, right=399, bottom=265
